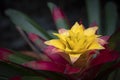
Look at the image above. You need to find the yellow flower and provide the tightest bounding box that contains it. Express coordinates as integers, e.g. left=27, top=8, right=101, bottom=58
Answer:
left=45, top=22, right=105, bottom=63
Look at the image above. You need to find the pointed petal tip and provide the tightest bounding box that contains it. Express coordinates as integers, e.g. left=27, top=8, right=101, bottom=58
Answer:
left=58, top=28, right=67, bottom=34
left=69, top=54, right=81, bottom=64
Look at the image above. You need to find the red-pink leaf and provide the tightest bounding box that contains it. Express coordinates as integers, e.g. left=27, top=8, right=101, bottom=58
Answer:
left=89, top=21, right=97, bottom=27
left=100, top=36, right=110, bottom=41
left=0, top=48, right=13, bottom=61
left=47, top=2, right=69, bottom=29
left=65, top=64, right=80, bottom=74
left=90, top=49, right=119, bottom=67
left=28, top=33, right=46, bottom=41
left=9, top=76, right=21, bottom=80
left=44, top=46, right=69, bottom=65
left=28, top=33, right=46, bottom=51
left=23, top=60, right=80, bottom=75
left=78, top=65, right=102, bottom=80
left=23, top=60, right=65, bottom=73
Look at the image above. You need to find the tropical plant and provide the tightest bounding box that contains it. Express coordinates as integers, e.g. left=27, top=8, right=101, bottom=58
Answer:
left=0, top=1, right=120, bottom=80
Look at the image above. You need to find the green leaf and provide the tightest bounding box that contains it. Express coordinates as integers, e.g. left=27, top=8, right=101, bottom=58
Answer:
left=95, top=61, right=120, bottom=80
left=5, top=9, right=52, bottom=40
left=108, top=69, right=120, bottom=80
left=85, top=0, right=101, bottom=34
left=105, top=2, right=118, bottom=35
left=22, top=76, right=46, bottom=80
left=0, top=75, right=8, bottom=80
left=0, top=61, right=69, bottom=80
left=0, top=61, right=38, bottom=77
left=108, top=28, right=120, bottom=52
left=36, top=70, right=69, bottom=80
left=8, top=51, right=36, bottom=64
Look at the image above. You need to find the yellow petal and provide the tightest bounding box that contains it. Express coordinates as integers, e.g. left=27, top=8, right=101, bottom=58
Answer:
left=44, top=39, right=65, bottom=50
left=53, top=33, right=66, bottom=41
left=66, top=37, right=75, bottom=49
left=65, top=47, right=72, bottom=53
left=45, top=22, right=105, bottom=65
left=71, top=22, right=84, bottom=34
left=88, top=41, right=104, bottom=50
left=69, top=53, right=81, bottom=63
left=84, top=27, right=98, bottom=36
left=74, top=37, right=86, bottom=51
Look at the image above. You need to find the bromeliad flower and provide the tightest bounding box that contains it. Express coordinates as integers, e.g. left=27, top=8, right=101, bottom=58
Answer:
left=1, top=2, right=120, bottom=80
left=45, top=22, right=105, bottom=63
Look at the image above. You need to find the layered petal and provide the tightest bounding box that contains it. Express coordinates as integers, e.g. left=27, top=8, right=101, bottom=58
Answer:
left=45, top=39, right=65, bottom=50
left=84, top=27, right=98, bottom=36
left=45, top=22, right=105, bottom=63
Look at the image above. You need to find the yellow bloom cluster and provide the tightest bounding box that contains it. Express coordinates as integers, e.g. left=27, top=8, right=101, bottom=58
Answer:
left=45, top=22, right=105, bottom=63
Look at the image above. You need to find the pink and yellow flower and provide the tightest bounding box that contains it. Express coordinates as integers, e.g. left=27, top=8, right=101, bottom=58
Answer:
left=45, top=22, right=106, bottom=63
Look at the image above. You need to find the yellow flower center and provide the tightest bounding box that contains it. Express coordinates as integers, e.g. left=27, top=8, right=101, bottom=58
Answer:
left=45, top=22, right=105, bottom=63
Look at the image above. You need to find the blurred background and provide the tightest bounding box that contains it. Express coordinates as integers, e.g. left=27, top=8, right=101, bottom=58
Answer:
left=0, top=0, right=120, bottom=51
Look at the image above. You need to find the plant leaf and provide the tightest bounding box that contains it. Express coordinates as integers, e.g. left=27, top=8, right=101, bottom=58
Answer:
left=85, top=0, right=101, bottom=34
left=47, top=2, right=69, bottom=29
left=105, top=2, right=118, bottom=35
left=95, top=61, right=120, bottom=80
left=0, top=49, right=69, bottom=80
left=44, top=46, right=69, bottom=65
left=23, top=60, right=80, bottom=75
left=16, top=27, right=40, bottom=53
left=10, top=76, right=46, bottom=80
left=8, top=51, right=36, bottom=64
left=23, top=60, right=65, bottom=73
left=108, top=27, right=120, bottom=52
left=0, top=61, right=38, bottom=77
left=0, top=48, right=36, bottom=64
left=90, top=49, right=119, bottom=67
left=0, top=61, right=69, bottom=80
left=28, top=33, right=46, bottom=51
left=5, top=9, right=52, bottom=40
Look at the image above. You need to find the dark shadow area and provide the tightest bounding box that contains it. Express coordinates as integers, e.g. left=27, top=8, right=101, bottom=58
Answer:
left=0, top=0, right=119, bottom=50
